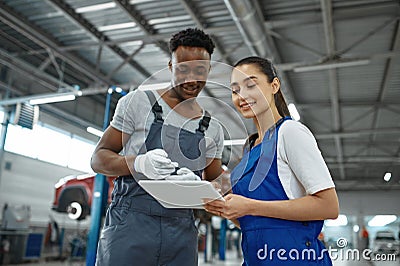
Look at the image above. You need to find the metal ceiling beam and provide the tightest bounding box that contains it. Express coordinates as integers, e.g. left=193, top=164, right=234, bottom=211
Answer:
left=325, top=157, right=400, bottom=164
left=337, top=17, right=397, bottom=56
left=0, top=49, right=71, bottom=92
left=14, top=25, right=239, bottom=55
left=264, top=6, right=399, bottom=30
left=106, top=43, right=145, bottom=79
left=315, top=127, right=400, bottom=139
left=369, top=20, right=400, bottom=143
left=0, top=2, right=112, bottom=86
left=46, top=0, right=151, bottom=78
left=177, top=0, right=234, bottom=66
left=265, top=1, right=399, bottom=18
left=321, top=0, right=345, bottom=179
left=296, top=101, right=400, bottom=109
left=224, top=0, right=296, bottom=104
left=113, top=0, right=170, bottom=55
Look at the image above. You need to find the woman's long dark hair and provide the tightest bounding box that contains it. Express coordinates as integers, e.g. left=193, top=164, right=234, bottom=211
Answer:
left=233, top=56, right=290, bottom=118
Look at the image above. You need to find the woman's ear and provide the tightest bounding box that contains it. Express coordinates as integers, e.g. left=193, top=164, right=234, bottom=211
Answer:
left=168, top=60, right=172, bottom=71
left=271, top=77, right=280, bottom=94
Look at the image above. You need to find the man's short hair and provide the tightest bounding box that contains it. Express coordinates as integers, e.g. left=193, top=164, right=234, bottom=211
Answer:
left=169, top=28, right=215, bottom=56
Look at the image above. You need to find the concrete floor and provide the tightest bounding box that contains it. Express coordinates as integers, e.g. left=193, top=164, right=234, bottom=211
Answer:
left=10, top=252, right=399, bottom=266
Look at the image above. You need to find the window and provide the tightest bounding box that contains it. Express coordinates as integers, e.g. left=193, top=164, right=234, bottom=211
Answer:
left=4, top=122, right=96, bottom=172
left=68, top=136, right=96, bottom=172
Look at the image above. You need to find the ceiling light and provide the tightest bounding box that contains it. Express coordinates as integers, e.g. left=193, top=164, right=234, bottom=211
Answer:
left=76, top=2, right=116, bottom=13
left=383, top=172, right=392, bottom=182
left=288, top=103, right=300, bottom=121
left=293, top=59, right=370, bottom=72
left=29, top=94, right=75, bottom=105
left=224, top=139, right=246, bottom=146
left=87, top=127, right=103, bottom=137
left=138, top=82, right=171, bottom=91
left=98, top=22, right=136, bottom=32
left=368, top=215, right=397, bottom=227
left=353, top=225, right=359, bottom=233
left=325, top=214, right=348, bottom=226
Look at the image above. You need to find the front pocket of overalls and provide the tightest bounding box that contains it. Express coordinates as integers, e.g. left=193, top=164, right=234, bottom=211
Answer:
left=99, top=206, right=130, bottom=250
left=103, top=205, right=130, bottom=228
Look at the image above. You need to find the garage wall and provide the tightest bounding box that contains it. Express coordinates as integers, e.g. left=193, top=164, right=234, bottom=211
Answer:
left=337, top=190, right=400, bottom=216
left=0, top=151, right=91, bottom=228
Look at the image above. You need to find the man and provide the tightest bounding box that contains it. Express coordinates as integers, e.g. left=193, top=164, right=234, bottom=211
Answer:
left=91, top=28, right=224, bottom=265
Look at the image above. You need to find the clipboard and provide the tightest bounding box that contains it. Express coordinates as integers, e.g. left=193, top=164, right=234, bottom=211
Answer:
left=138, top=180, right=224, bottom=209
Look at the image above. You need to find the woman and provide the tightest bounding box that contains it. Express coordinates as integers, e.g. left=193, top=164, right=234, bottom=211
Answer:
left=204, top=56, right=339, bottom=265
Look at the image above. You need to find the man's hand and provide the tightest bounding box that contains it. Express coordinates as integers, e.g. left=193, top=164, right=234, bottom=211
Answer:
left=134, top=149, right=176, bottom=179
left=166, top=167, right=201, bottom=181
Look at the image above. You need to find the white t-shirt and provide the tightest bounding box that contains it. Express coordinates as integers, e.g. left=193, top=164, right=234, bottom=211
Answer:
left=277, top=120, right=335, bottom=199
left=110, top=89, right=224, bottom=159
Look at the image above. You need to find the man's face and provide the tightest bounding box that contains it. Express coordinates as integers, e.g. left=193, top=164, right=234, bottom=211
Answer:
left=170, top=46, right=211, bottom=100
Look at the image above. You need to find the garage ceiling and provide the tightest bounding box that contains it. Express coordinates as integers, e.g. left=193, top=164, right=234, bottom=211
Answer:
left=0, top=0, right=399, bottom=191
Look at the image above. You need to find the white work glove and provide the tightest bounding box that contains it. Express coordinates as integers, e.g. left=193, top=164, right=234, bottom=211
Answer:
left=166, top=167, right=201, bottom=181
left=134, top=149, right=177, bottom=180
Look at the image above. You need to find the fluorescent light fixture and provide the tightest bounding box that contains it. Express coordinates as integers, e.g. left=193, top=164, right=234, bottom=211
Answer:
left=29, top=94, right=75, bottom=105
left=76, top=2, right=116, bottom=13
left=288, top=103, right=300, bottom=121
left=98, top=22, right=136, bottom=32
left=325, top=214, right=348, bottom=227
left=129, top=0, right=158, bottom=4
left=224, top=139, right=246, bottom=146
left=87, top=126, right=103, bottom=137
left=368, top=215, right=397, bottom=227
left=293, top=59, right=370, bottom=72
left=138, top=82, right=171, bottom=91
left=353, top=225, right=359, bottom=233
left=148, top=15, right=191, bottom=25
left=383, top=172, right=392, bottom=182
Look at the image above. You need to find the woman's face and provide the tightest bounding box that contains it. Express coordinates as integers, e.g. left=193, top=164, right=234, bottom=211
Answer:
left=230, top=64, right=279, bottom=119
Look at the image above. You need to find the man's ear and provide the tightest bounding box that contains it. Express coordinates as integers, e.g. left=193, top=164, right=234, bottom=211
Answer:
left=271, top=77, right=280, bottom=94
left=168, top=60, right=172, bottom=71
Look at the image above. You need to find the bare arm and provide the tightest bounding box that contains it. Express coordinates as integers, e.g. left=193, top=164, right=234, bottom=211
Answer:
left=203, top=158, right=223, bottom=181
left=248, top=188, right=339, bottom=220
left=90, top=126, right=136, bottom=176
left=205, top=188, right=338, bottom=221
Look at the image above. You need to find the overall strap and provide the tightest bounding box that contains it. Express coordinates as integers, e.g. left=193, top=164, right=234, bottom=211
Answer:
left=144, top=90, right=164, bottom=122
left=196, top=110, right=211, bottom=134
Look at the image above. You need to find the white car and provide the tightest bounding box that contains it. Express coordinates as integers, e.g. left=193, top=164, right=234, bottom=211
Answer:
left=372, top=231, right=400, bottom=255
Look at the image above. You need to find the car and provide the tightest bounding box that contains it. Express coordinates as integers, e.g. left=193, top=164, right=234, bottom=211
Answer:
left=372, top=230, right=400, bottom=255
left=52, top=173, right=116, bottom=220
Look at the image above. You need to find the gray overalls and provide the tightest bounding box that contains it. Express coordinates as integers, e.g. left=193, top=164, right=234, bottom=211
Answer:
left=96, top=91, right=211, bottom=266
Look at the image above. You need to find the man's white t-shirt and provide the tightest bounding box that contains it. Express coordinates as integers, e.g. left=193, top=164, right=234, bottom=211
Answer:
left=276, top=120, right=335, bottom=199
left=110, top=89, right=224, bottom=159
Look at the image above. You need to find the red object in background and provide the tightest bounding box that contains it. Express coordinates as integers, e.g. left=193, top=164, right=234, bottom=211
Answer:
left=52, top=173, right=116, bottom=220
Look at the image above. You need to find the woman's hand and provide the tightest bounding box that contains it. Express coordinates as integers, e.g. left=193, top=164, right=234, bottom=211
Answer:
left=203, top=197, right=225, bottom=217
left=221, top=194, right=253, bottom=219
left=203, top=194, right=254, bottom=219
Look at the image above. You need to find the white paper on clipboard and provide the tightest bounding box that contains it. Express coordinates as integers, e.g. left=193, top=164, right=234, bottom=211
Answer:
left=138, top=180, right=224, bottom=209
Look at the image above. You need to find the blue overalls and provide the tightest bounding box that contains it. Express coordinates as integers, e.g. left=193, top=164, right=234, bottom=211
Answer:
left=230, top=117, right=332, bottom=266
left=96, top=91, right=210, bottom=266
